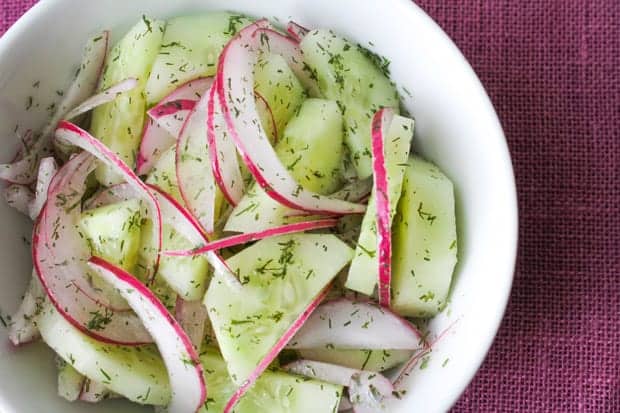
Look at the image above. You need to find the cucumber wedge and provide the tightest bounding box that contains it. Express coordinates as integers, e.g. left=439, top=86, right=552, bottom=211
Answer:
left=345, top=115, right=414, bottom=295
left=80, top=199, right=143, bottom=308
left=205, top=234, right=353, bottom=385
left=298, top=348, right=412, bottom=372
left=199, top=348, right=342, bottom=413
left=301, top=29, right=400, bottom=178
left=391, top=156, right=457, bottom=317
left=80, top=199, right=143, bottom=271
left=255, top=53, right=306, bottom=141
left=157, top=224, right=210, bottom=301
left=145, top=146, right=181, bottom=202
left=37, top=303, right=170, bottom=405
left=145, top=13, right=252, bottom=105
left=91, top=16, right=164, bottom=186
left=226, top=99, right=344, bottom=232
left=57, top=360, right=85, bottom=402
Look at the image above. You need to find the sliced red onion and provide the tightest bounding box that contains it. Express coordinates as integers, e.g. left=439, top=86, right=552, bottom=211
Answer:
left=216, top=23, right=363, bottom=215
left=2, top=184, right=34, bottom=216
left=136, top=117, right=176, bottom=176
left=54, top=121, right=162, bottom=282
left=137, top=79, right=212, bottom=176
left=83, top=183, right=134, bottom=210
left=175, top=297, right=208, bottom=350
left=64, top=78, right=138, bottom=120
left=28, top=156, right=58, bottom=220
left=370, top=108, right=395, bottom=307
left=164, top=218, right=338, bottom=257
left=288, top=298, right=423, bottom=350
left=147, top=184, right=241, bottom=291
left=176, top=86, right=218, bottom=234
left=33, top=152, right=151, bottom=344
left=88, top=257, right=206, bottom=413
left=283, top=360, right=394, bottom=413
left=206, top=80, right=244, bottom=206
left=0, top=31, right=109, bottom=184
left=286, top=21, right=310, bottom=42
left=223, top=285, right=331, bottom=413
left=147, top=77, right=213, bottom=137
left=255, top=90, right=279, bottom=143
left=8, top=272, right=45, bottom=346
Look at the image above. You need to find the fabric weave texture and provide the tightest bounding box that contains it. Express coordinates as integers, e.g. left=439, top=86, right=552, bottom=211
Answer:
left=2, top=1, right=619, bottom=411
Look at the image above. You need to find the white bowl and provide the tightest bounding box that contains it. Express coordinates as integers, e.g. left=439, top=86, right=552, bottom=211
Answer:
left=0, top=0, right=518, bottom=412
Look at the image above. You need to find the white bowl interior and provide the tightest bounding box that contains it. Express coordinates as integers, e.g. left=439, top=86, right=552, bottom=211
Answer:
left=0, top=0, right=518, bottom=412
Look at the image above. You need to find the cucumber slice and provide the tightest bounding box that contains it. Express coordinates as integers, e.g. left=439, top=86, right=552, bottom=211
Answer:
left=57, top=359, right=85, bottom=402
left=80, top=199, right=143, bottom=308
left=391, top=156, right=457, bottom=317
left=145, top=13, right=252, bottom=105
left=90, top=16, right=164, bottom=186
left=205, top=234, right=353, bottom=385
left=300, top=29, right=400, bottom=178
left=345, top=115, right=414, bottom=295
left=37, top=303, right=170, bottom=405
left=298, top=348, right=411, bottom=373
left=255, top=53, right=306, bottom=141
left=157, top=224, right=210, bottom=301
left=226, top=99, right=344, bottom=232
left=199, top=348, right=342, bottom=413
left=80, top=199, right=143, bottom=271
left=145, top=146, right=181, bottom=202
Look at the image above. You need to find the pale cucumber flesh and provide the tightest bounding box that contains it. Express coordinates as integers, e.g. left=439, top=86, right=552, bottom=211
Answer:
left=300, top=29, right=400, bottom=178
left=145, top=13, right=252, bottom=105
left=298, top=348, right=412, bottom=372
left=198, top=348, right=342, bottom=413
left=205, top=234, right=353, bottom=385
left=391, top=156, right=457, bottom=317
left=37, top=303, right=170, bottom=405
left=225, top=98, right=344, bottom=232
left=90, top=16, right=164, bottom=185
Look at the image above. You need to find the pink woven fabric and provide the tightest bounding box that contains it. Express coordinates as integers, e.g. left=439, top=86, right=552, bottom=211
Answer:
left=2, top=1, right=619, bottom=412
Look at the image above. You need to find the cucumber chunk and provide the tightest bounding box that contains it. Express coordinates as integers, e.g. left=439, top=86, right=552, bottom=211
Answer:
left=157, top=224, right=210, bottom=301
left=80, top=199, right=143, bottom=308
left=255, top=53, right=306, bottom=141
left=145, top=13, right=252, bottom=105
left=226, top=99, right=344, bottom=232
left=145, top=146, right=182, bottom=202
left=345, top=115, right=414, bottom=295
left=391, top=156, right=457, bottom=317
left=91, top=16, right=164, bottom=185
left=80, top=199, right=143, bottom=271
left=301, top=29, right=400, bottom=178
left=205, top=234, right=353, bottom=385
left=298, top=348, right=412, bottom=372
left=37, top=303, right=170, bottom=405
left=199, top=348, right=342, bottom=413
left=57, top=360, right=85, bottom=402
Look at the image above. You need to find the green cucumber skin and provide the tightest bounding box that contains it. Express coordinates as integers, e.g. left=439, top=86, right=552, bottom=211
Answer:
left=199, top=349, right=342, bottom=413
left=37, top=303, right=170, bottom=405
left=391, top=156, right=458, bottom=317
left=145, top=13, right=252, bottom=105
left=205, top=234, right=353, bottom=385
left=226, top=98, right=344, bottom=233
left=91, top=16, right=164, bottom=186
left=345, top=115, right=414, bottom=295
left=301, top=29, right=400, bottom=179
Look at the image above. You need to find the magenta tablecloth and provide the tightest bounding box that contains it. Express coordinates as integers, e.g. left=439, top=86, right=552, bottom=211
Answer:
left=2, top=1, right=619, bottom=412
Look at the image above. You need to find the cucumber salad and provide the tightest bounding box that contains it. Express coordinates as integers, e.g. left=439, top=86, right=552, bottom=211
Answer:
left=1, top=12, right=457, bottom=413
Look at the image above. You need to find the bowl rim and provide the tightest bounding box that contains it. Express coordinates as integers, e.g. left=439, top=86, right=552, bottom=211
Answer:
left=0, top=0, right=519, bottom=411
